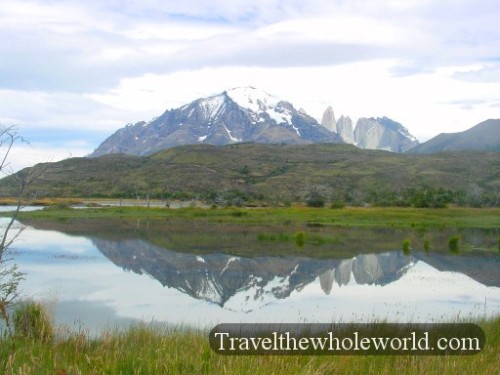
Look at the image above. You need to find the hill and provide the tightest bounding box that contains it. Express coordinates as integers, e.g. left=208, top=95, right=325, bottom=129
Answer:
left=410, top=119, right=500, bottom=153
left=1, top=143, right=499, bottom=206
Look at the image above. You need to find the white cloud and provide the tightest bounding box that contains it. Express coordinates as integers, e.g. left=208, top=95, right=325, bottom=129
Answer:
left=0, top=0, right=499, bottom=157
left=89, top=61, right=500, bottom=141
left=0, top=89, right=142, bottom=131
left=5, top=143, right=91, bottom=172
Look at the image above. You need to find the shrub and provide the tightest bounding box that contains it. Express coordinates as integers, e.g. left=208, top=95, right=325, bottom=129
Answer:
left=306, top=188, right=326, bottom=208
left=424, top=239, right=431, bottom=252
left=330, top=201, right=346, bottom=209
left=13, top=301, right=53, bottom=341
left=402, top=239, right=411, bottom=255
left=295, top=232, right=305, bottom=247
left=448, top=236, right=460, bottom=254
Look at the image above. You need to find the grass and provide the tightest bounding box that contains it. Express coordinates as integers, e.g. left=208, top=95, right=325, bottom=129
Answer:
left=5, top=205, right=499, bottom=258
left=6, top=206, right=500, bottom=229
left=1, top=314, right=499, bottom=375
left=0, top=197, right=83, bottom=206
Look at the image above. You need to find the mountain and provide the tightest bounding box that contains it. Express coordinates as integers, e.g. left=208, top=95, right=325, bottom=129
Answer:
left=353, top=117, right=419, bottom=152
left=321, top=106, right=336, bottom=133
left=336, top=115, right=355, bottom=144
left=409, top=119, right=500, bottom=153
left=90, top=87, right=341, bottom=157
left=67, top=235, right=416, bottom=308
left=66, top=239, right=500, bottom=308
left=319, top=106, right=419, bottom=152
left=17, top=217, right=500, bottom=309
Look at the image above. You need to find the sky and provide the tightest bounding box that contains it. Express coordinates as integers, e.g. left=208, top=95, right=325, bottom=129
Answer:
left=1, top=0, right=499, bottom=171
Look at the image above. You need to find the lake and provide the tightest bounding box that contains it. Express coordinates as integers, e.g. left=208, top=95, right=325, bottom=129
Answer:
left=2, top=216, right=499, bottom=335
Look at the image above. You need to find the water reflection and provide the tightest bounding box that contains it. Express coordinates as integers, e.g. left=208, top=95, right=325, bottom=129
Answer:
left=92, top=237, right=416, bottom=309
left=4, top=218, right=500, bottom=332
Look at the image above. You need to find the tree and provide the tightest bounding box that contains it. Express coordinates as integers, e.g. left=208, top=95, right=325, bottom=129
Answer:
left=0, top=125, right=43, bottom=334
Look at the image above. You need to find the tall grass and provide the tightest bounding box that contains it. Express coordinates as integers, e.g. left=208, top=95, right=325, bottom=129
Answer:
left=1, top=303, right=499, bottom=375
left=12, top=301, right=54, bottom=342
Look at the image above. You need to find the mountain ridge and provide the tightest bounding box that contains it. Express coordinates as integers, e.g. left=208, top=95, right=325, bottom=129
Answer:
left=409, top=119, right=500, bottom=153
left=90, top=87, right=418, bottom=157
left=91, top=87, right=342, bottom=157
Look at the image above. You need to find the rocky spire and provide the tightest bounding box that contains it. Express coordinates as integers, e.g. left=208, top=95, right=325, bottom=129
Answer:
left=336, top=115, right=355, bottom=144
left=321, top=106, right=337, bottom=133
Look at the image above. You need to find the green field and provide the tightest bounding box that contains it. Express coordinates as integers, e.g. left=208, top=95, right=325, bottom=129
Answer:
left=9, top=205, right=500, bottom=229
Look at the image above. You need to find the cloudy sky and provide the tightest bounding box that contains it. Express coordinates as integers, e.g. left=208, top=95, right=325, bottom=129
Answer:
left=1, top=0, right=499, bottom=170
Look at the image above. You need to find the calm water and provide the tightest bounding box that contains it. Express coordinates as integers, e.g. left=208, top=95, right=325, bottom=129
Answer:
left=2, top=217, right=499, bottom=334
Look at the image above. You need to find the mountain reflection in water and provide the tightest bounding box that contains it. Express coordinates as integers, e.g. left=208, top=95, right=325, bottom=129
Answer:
left=7, top=218, right=500, bottom=330
left=93, top=238, right=415, bottom=309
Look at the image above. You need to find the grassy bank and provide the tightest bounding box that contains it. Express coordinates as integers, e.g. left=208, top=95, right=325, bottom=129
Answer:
left=7, top=205, right=500, bottom=229
left=1, top=315, right=499, bottom=375
left=0, top=197, right=84, bottom=206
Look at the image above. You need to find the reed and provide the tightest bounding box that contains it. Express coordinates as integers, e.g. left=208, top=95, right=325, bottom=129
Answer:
left=1, top=305, right=499, bottom=375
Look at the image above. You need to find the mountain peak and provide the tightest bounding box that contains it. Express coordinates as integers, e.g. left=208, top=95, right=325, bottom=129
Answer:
left=90, top=87, right=340, bottom=157
left=224, top=86, right=298, bottom=126
left=225, top=86, right=281, bottom=113
left=354, top=117, right=419, bottom=152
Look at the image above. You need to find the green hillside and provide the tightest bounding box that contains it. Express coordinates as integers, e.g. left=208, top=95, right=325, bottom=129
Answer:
left=1, top=143, right=499, bottom=207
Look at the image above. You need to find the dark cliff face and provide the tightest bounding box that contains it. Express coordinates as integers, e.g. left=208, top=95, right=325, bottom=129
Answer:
left=90, top=88, right=342, bottom=157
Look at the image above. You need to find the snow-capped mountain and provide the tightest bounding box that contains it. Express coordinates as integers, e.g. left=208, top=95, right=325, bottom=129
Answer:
left=91, top=237, right=414, bottom=311
left=90, top=87, right=341, bottom=157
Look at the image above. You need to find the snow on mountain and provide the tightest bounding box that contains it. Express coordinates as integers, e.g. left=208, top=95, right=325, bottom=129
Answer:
left=198, top=94, right=226, bottom=122
left=90, top=86, right=420, bottom=157
left=226, top=87, right=293, bottom=125
left=226, top=87, right=276, bottom=113
left=90, top=87, right=341, bottom=157
left=224, top=274, right=294, bottom=313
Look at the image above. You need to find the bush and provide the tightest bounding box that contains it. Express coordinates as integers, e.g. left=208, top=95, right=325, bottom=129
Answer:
left=295, top=232, right=305, bottom=247
left=424, top=239, right=431, bottom=252
left=306, top=197, right=325, bottom=208
left=330, top=201, right=346, bottom=209
left=448, top=236, right=460, bottom=254
left=402, top=239, right=411, bottom=255
left=13, top=301, right=53, bottom=341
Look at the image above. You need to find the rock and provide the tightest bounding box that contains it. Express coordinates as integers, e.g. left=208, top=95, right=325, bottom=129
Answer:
left=336, top=115, right=355, bottom=144
left=354, top=117, right=419, bottom=152
left=321, top=106, right=337, bottom=133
